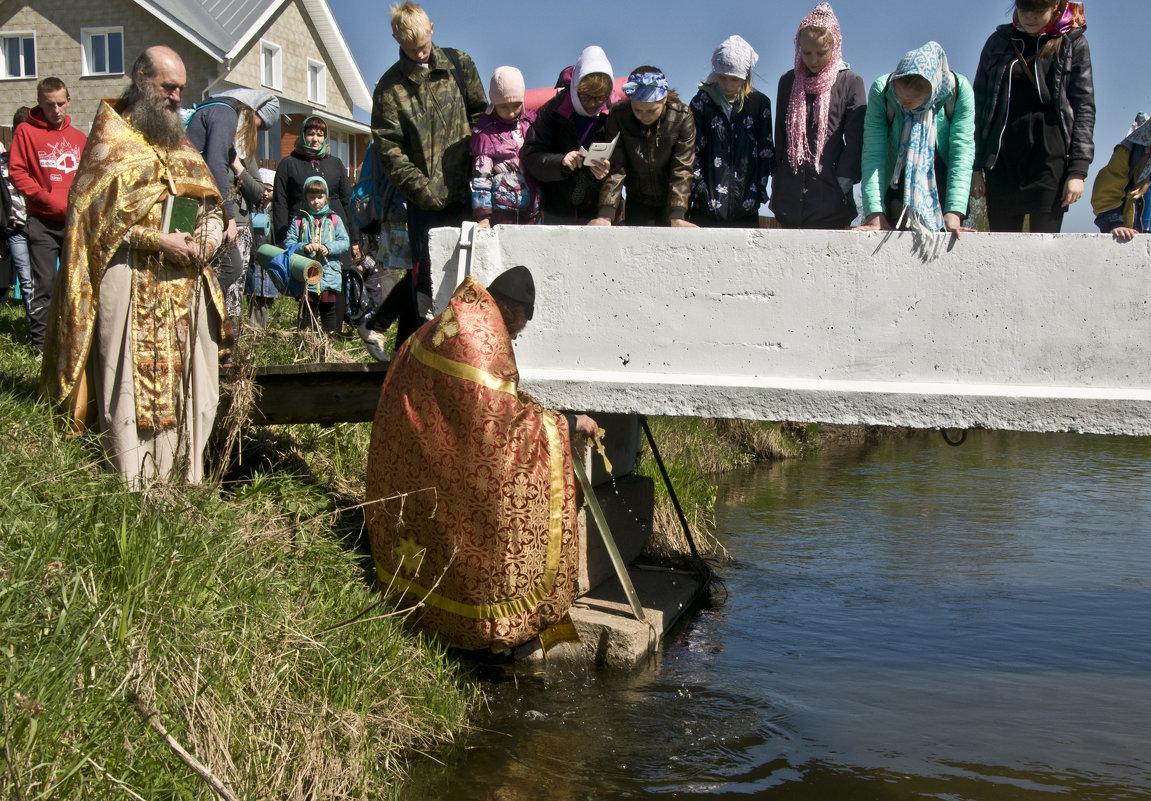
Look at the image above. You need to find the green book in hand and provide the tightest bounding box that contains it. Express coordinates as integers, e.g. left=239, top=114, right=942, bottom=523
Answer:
left=162, top=195, right=200, bottom=234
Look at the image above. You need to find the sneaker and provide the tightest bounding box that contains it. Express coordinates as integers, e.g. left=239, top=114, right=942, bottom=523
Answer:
left=358, top=316, right=391, bottom=362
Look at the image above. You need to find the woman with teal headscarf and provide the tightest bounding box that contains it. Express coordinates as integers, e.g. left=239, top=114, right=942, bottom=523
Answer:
left=856, top=41, right=976, bottom=240
left=272, top=115, right=355, bottom=251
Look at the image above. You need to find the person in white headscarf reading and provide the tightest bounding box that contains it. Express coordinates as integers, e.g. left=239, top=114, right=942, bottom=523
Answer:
left=522, top=46, right=621, bottom=224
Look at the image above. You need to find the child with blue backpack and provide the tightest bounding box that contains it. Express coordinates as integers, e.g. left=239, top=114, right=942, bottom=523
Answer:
left=284, top=176, right=349, bottom=334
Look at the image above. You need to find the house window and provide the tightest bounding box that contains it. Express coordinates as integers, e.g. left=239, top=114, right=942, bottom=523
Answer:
left=81, top=28, right=124, bottom=76
left=307, top=59, right=326, bottom=106
left=260, top=41, right=282, bottom=91
left=257, top=121, right=280, bottom=160
left=1, top=33, right=36, bottom=80
left=332, top=132, right=348, bottom=166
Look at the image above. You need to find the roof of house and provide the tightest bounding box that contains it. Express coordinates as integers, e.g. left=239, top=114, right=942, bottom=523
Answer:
left=132, top=0, right=371, bottom=110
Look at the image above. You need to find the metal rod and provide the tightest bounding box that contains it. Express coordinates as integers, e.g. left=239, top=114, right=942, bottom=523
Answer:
left=573, top=456, right=646, bottom=622
left=640, top=415, right=701, bottom=561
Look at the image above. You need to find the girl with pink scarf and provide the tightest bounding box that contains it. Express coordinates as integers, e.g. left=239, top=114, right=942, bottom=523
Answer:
left=771, top=3, right=866, bottom=229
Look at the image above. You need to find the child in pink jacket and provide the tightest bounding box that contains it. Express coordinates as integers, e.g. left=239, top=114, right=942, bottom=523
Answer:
left=471, top=66, right=540, bottom=227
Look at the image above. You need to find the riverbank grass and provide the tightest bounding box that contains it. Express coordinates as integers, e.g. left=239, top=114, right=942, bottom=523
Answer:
left=0, top=302, right=469, bottom=800
left=637, top=417, right=818, bottom=558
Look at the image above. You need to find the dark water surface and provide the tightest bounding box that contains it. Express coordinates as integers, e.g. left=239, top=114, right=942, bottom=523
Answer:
left=408, top=432, right=1151, bottom=800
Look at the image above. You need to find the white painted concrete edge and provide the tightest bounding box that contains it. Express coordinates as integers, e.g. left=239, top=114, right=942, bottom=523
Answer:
left=429, top=225, right=1151, bottom=436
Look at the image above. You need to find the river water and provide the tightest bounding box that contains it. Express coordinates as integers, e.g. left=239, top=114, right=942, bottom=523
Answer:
left=408, top=431, right=1151, bottom=800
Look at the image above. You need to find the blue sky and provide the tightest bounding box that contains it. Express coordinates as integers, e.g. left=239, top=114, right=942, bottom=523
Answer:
left=327, top=0, right=1142, bottom=233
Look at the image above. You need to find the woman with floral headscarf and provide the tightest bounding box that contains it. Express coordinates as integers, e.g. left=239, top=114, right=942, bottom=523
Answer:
left=1091, top=112, right=1151, bottom=241
left=772, top=3, right=866, bottom=229
left=689, top=35, right=774, bottom=228
left=971, top=0, right=1094, bottom=233
left=590, top=67, right=697, bottom=227
left=856, top=41, right=976, bottom=238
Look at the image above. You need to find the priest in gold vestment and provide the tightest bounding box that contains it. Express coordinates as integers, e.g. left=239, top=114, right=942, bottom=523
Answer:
left=366, top=266, right=599, bottom=652
left=40, top=47, right=228, bottom=487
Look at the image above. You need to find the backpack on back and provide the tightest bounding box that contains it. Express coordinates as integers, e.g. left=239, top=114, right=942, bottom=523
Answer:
left=350, top=141, right=405, bottom=234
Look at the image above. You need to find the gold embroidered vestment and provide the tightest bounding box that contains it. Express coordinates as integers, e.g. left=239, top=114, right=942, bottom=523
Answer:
left=39, top=99, right=227, bottom=433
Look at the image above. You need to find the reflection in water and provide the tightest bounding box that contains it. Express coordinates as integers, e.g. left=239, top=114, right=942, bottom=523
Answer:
left=406, top=432, right=1151, bottom=800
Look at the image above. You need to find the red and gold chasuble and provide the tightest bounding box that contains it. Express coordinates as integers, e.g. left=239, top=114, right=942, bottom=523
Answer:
left=366, top=277, right=578, bottom=651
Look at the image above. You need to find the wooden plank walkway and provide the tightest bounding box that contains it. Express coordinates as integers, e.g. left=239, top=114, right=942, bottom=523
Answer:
left=231, top=362, right=388, bottom=425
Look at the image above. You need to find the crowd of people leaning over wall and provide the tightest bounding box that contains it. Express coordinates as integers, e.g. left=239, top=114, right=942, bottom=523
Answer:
left=5, top=0, right=1149, bottom=361
left=352, top=0, right=1147, bottom=356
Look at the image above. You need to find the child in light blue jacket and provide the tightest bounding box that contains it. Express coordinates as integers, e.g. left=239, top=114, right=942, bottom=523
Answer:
left=285, top=175, right=349, bottom=334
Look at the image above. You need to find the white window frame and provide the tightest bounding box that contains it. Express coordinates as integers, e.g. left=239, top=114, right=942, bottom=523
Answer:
left=306, top=58, right=326, bottom=106
left=80, top=27, right=124, bottom=77
left=1, top=32, right=36, bottom=80
left=332, top=131, right=349, bottom=167
left=260, top=40, right=282, bottom=91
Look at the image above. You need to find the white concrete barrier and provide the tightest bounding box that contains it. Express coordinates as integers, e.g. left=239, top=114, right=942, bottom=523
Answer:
left=429, top=225, right=1151, bottom=435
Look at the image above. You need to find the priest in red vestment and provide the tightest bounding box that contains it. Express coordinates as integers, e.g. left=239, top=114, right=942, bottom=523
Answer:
left=366, top=266, right=597, bottom=652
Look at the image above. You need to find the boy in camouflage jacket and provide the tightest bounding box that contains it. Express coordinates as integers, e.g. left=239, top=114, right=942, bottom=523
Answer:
left=363, top=2, right=487, bottom=353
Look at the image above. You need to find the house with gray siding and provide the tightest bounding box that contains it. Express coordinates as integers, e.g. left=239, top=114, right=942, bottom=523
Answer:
left=0, top=0, right=372, bottom=171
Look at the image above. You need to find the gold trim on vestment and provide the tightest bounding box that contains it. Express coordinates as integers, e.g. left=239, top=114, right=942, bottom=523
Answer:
left=408, top=335, right=518, bottom=395
left=374, top=384, right=566, bottom=621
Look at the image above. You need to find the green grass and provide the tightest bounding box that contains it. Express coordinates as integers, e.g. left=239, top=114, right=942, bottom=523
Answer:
left=636, top=418, right=820, bottom=559
left=0, top=300, right=469, bottom=800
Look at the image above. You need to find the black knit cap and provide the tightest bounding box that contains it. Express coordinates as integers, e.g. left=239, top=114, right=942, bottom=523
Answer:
left=486, top=265, right=535, bottom=320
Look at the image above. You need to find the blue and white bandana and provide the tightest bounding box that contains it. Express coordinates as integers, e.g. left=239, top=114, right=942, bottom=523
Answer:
left=622, top=71, right=669, bottom=102
left=888, top=41, right=955, bottom=233
left=1125, top=112, right=1151, bottom=186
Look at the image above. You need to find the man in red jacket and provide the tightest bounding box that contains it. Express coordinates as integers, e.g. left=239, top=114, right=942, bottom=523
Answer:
left=9, top=77, right=87, bottom=352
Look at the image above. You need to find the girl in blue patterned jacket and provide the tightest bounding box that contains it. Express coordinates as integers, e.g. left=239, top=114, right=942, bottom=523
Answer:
left=689, top=36, right=774, bottom=228
left=285, top=175, right=350, bottom=334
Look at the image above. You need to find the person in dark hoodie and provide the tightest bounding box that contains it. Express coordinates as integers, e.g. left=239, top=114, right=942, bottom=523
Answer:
left=970, top=0, right=1095, bottom=233
left=8, top=78, right=86, bottom=352
left=186, top=88, right=280, bottom=333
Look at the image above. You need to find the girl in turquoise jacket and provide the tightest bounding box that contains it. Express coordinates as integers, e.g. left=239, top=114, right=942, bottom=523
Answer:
left=856, top=42, right=976, bottom=238
left=285, top=176, right=350, bottom=334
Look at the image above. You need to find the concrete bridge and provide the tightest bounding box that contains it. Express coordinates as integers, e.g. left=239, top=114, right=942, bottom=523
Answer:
left=430, top=225, right=1151, bottom=437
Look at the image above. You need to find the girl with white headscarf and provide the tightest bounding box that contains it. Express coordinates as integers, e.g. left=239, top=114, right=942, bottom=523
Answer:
left=522, top=46, right=621, bottom=224
left=688, top=35, right=775, bottom=228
